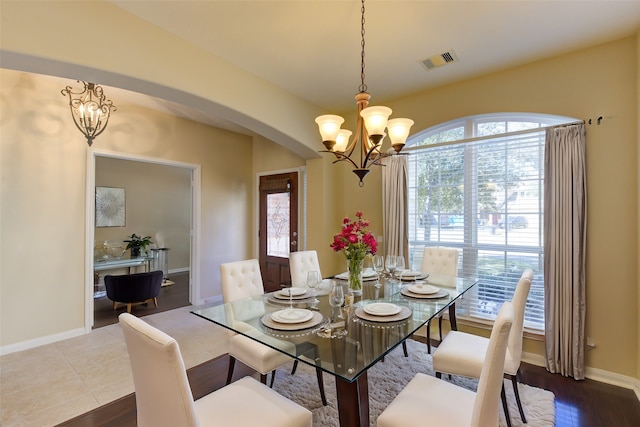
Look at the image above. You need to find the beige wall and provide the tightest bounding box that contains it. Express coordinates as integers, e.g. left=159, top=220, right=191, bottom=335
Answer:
left=319, top=36, right=638, bottom=378
left=0, top=69, right=254, bottom=347
left=95, top=157, right=192, bottom=271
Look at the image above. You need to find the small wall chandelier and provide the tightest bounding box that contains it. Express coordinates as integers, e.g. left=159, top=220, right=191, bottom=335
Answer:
left=61, top=81, right=117, bottom=146
left=315, top=0, right=413, bottom=186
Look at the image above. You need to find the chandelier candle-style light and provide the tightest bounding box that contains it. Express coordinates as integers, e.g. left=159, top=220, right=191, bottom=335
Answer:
left=61, top=81, right=117, bottom=146
left=315, top=0, right=413, bottom=186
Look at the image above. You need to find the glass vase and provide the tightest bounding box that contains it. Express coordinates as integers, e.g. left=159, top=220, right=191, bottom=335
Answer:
left=347, top=257, right=364, bottom=296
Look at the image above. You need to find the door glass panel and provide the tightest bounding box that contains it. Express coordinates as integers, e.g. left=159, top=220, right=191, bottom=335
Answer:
left=266, top=192, right=290, bottom=257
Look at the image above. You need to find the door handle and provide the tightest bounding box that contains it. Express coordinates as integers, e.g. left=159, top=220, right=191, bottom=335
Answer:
left=291, top=241, right=297, bottom=246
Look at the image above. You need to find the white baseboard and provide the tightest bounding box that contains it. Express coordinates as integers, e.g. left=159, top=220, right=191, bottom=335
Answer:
left=168, top=267, right=190, bottom=274
left=1, top=327, right=85, bottom=356
left=414, top=329, right=640, bottom=400
left=521, top=351, right=639, bottom=400
left=585, top=365, right=640, bottom=395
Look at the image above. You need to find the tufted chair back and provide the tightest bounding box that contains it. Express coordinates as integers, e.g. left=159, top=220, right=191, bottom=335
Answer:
left=120, top=313, right=313, bottom=427
left=471, top=302, right=514, bottom=427
left=420, top=247, right=459, bottom=276
left=220, top=259, right=265, bottom=303
left=505, top=268, right=533, bottom=374
left=120, top=312, right=199, bottom=427
left=289, top=250, right=323, bottom=287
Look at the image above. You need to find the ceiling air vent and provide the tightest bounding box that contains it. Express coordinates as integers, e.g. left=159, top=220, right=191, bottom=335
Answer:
left=422, top=49, right=459, bottom=70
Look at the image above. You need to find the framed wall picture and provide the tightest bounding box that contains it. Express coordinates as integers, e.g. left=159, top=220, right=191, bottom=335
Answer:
left=96, top=187, right=125, bottom=227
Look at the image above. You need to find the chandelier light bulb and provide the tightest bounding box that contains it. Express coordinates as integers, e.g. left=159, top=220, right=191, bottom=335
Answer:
left=315, top=115, right=344, bottom=150
left=360, top=106, right=392, bottom=136
left=335, top=129, right=352, bottom=153
left=387, top=118, right=414, bottom=151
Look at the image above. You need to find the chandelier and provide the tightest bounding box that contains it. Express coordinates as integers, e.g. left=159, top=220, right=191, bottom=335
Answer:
left=61, top=81, right=117, bottom=146
left=315, top=0, right=413, bottom=186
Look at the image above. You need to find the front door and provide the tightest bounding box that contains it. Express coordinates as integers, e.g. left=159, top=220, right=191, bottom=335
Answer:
left=259, top=172, right=298, bottom=293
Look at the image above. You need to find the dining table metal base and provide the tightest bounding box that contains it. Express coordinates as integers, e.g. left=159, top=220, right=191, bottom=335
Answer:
left=335, top=372, right=370, bottom=427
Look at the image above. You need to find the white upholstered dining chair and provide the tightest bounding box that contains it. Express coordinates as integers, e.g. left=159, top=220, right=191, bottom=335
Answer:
left=432, top=269, right=533, bottom=426
left=289, top=250, right=323, bottom=287
left=377, top=302, right=514, bottom=427
left=420, top=246, right=459, bottom=353
left=220, top=259, right=327, bottom=405
left=119, top=313, right=312, bottom=427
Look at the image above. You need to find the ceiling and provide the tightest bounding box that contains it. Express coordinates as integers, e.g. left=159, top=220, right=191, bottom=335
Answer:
left=105, top=0, right=640, bottom=132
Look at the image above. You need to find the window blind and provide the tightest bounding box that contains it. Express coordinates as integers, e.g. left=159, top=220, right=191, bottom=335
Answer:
left=406, top=118, right=554, bottom=330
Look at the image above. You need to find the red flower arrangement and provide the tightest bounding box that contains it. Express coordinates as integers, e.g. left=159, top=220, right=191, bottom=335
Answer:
left=331, top=211, right=377, bottom=291
left=330, top=211, right=378, bottom=255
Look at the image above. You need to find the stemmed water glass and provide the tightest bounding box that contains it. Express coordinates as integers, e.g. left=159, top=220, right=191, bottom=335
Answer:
left=373, top=255, right=385, bottom=288
left=385, top=255, right=397, bottom=279
left=329, top=281, right=345, bottom=321
left=307, top=271, right=320, bottom=310
left=396, top=256, right=406, bottom=280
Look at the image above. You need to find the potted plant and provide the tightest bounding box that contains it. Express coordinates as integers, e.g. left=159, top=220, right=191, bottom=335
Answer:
left=124, top=233, right=152, bottom=257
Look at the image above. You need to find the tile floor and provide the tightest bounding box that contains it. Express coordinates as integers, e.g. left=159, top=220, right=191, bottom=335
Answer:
left=0, top=306, right=229, bottom=427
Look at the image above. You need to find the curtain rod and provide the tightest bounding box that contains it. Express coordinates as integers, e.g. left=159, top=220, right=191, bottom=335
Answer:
left=587, top=116, right=603, bottom=125
left=404, top=119, right=587, bottom=152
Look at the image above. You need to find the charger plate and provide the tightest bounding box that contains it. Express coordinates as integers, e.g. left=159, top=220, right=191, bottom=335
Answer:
left=267, top=295, right=314, bottom=306
left=397, top=271, right=429, bottom=281
left=335, top=270, right=379, bottom=281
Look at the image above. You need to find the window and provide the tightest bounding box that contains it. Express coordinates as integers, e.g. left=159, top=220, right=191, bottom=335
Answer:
left=406, top=113, right=576, bottom=331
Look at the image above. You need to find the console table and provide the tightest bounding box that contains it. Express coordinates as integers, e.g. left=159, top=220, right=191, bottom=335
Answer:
left=94, top=256, right=153, bottom=273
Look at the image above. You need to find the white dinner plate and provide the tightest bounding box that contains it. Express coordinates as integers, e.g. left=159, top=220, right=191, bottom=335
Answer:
left=363, top=303, right=402, bottom=316
left=276, top=287, right=306, bottom=297
left=270, top=309, right=314, bottom=324
left=408, top=284, right=439, bottom=295
left=336, top=271, right=378, bottom=280
left=362, top=268, right=378, bottom=278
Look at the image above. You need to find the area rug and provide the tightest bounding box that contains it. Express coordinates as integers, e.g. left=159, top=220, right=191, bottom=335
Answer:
left=272, top=339, right=555, bottom=427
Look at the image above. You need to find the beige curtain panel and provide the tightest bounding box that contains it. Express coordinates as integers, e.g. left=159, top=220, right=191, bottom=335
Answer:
left=543, top=123, right=587, bottom=380
left=382, top=155, right=409, bottom=262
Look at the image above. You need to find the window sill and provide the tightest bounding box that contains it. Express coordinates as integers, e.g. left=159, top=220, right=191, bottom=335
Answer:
left=455, top=315, right=544, bottom=341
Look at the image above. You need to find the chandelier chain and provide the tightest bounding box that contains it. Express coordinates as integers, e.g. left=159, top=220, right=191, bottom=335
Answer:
left=314, top=0, right=413, bottom=186
left=359, top=0, right=367, bottom=93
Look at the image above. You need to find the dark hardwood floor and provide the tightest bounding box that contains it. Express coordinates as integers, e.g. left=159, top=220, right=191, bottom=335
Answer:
left=93, top=271, right=191, bottom=329
left=58, top=337, right=640, bottom=427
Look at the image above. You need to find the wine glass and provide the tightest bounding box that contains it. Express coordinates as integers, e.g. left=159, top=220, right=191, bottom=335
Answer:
left=329, top=281, right=345, bottom=321
left=373, top=255, right=385, bottom=288
left=396, top=256, right=406, bottom=280
left=307, top=271, right=320, bottom=309
left=385, top=255, right=397, bottom=278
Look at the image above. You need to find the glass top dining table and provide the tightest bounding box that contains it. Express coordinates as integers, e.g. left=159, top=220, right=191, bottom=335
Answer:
left=192, top=272, right=477, bottom=427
